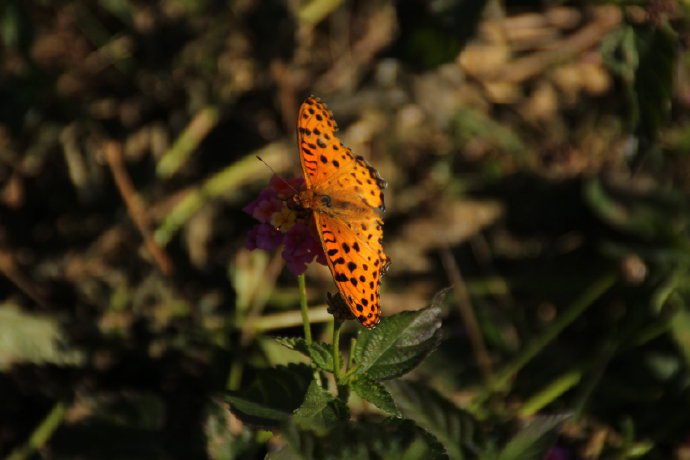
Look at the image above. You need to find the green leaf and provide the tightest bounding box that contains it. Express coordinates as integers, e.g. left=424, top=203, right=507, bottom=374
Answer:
left=225, top=364, right=313, bottom=428
left=273, top=418, right=446, bottom=460
left=204, top=398, right=261, bottom=460
left=386, top=380, right=480, bottom=460
left=453, top=107, right=527, bottom=157
left=497, top=414, right=571, bottom=460
left=230, top=250, right=270, bottom=315
left=351, top=377, right=401, bottom=417
left=352, top=299, right=443, bottom=381
left=584, top=178, right=689, bottom=242
left=632, top=24, right=676, bottom=143
left=0, top=305, right=84, bottom=370
left=670, top=305, right=690, bottom=367
left=602, top=22, right=677, bottom=166
left=276, top=337, right=335, bottom=372
left=293, top=381, right=348, bottom=435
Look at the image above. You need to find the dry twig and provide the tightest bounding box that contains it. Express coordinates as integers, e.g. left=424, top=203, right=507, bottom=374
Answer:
left=104, top=141, right=174, bottom=275
left=440, top=247, right=494, bottom=381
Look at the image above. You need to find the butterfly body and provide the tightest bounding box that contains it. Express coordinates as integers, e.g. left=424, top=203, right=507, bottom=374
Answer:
left=297, top=189, right=374, bottom=219
left=295, top=96, right=389, bottom=328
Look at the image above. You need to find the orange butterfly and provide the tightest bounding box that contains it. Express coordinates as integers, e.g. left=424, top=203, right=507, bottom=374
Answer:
left=295, top=96, right=389, bottom=328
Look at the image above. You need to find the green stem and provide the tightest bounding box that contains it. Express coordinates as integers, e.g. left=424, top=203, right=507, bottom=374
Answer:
left=518, top=370, right=583, bottom=417
left=332, top=319, right=343, bottom=379
left=348, top=337, right=356, bottom=370
left=226, top=360, right=244, bottom=391
left=332, top=319, right=349, bottom=400
left=7, top=401, right=67, bottom=460
left=572, top=339, right=618, bottom=419
left=342, top=365, right=360, bottom=382
left=487, top=271, right=617, bottom=396
left=298, top=274, right=312, bottom=345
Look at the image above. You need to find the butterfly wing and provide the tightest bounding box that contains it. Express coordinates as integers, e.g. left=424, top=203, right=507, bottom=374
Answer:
left=297, top=96, right=341, bottom=189
left=297, top=97, right=386, bottom=211
left=297, top=96, right=389, bottom=328
left=314, top=211, right=389, bottom=328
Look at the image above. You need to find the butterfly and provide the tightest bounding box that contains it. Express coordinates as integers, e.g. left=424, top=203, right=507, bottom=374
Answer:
left=295, top=96, right=389, bottom=328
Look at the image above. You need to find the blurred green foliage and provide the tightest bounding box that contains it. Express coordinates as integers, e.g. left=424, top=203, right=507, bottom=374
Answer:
left=1, top=0, right=690, bottom=458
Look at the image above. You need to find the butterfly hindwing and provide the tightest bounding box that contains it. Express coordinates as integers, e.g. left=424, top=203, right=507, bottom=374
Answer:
left=314, top=212, right=387, bottom=328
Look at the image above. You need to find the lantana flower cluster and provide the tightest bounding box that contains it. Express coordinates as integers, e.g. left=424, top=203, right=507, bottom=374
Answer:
left=243, top=175, right=327, bottom=275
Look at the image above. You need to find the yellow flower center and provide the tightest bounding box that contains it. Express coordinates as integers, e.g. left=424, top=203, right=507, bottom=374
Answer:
left=270, top=205, right=297, bottom=231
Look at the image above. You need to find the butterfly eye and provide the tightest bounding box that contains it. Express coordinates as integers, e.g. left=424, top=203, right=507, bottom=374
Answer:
left=321, top=195, right=332, bottom=207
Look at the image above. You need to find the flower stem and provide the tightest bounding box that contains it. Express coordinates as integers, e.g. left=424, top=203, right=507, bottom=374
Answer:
left=332, top=318, right=348, bottom=400
left=297, top=274, right=312, bottom=345
left=332, top=319, right=343, bottom=379
left=348, top=337, right=356, bottom=370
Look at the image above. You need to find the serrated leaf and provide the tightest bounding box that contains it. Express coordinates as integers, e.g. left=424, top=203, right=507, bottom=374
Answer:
left=225, top=364, right=313, bottom=428
left=276, top=337, right=335, bottom=372
left=274, top=417, right=445, bottom=460
left=351, top=377, right=401, bottom=417
left=293, top=380, right=348, bottom=435
left=497, top=414, right=571, bottom=460
left=352, top=300, right=443, bottom=380
left=386, top=380, right=480, bottom=460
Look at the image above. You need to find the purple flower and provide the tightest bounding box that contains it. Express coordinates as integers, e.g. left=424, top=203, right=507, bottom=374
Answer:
left=244, top=176, right=327, bottom=276
left=545, top=446, right=570, bottom=460
left=243, top=188, right=281, bottom=223
left=282, top=222, right=326, bottom=275
left=246, top=223, right=283, bottom=251
left=270, top=174, right=305, bottom=200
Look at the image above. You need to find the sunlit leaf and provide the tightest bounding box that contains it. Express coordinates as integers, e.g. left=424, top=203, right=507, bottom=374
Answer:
left=293, top=381, right=348, bottom=435
left=276, top=337, right=335, bottom=372
left=0, top=305, right=84, bottom=371
left=351, top=377, right=401, bottom=417
left=352, top=296, right=443, bottom=381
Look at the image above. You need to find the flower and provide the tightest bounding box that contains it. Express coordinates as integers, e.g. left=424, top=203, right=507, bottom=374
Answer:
left=545, top=446, right=570, bottom=460
left=270, top=205, right=297, bottom=230
left=270, top=174, right=305, bottom=200
left=282, top=222, right=326, bottom=275
left=242, top=188, right=281, bottom=223
left=246, top=223, right=283, bottom=251
left=244, top=174, right=326, bottom=275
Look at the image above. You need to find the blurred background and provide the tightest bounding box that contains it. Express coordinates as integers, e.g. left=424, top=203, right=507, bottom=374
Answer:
left=1, top=0, right=689, bottom=458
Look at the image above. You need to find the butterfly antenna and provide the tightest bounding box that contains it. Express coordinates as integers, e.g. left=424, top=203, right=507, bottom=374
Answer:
left=256, top=156, right=300, bottom=195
